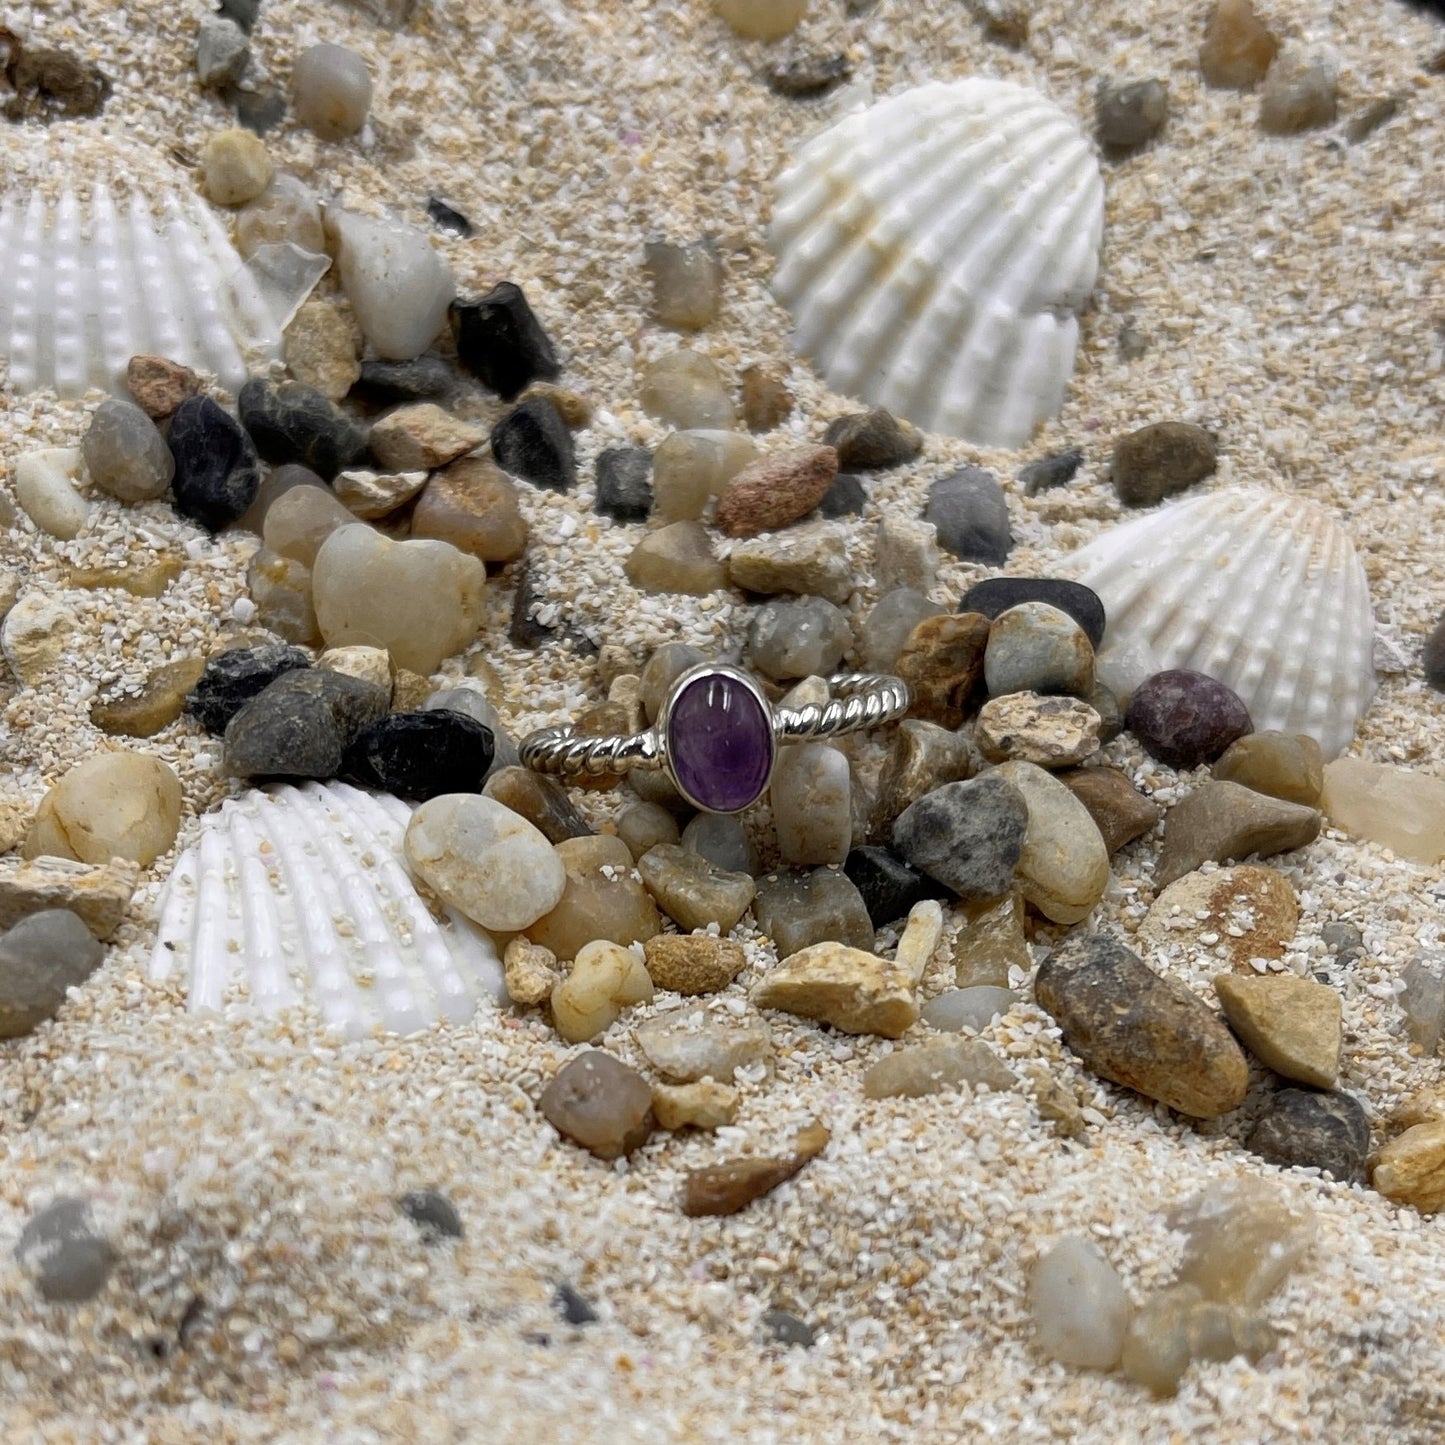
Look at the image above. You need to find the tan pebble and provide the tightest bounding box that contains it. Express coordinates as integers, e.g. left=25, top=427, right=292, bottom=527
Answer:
left=391, top=670, right=434, bottom=711
left=0, top=856, right=139, bottom=939
left=863, top=1038, right=1016, bottom=1099
left=89, top=657, right=206, bottom=738
left=874, top=515, right=939, bottom=595
left=502, top=937, right=561, bottom=1008
left=369, top=403, right=487, bottom=471
left=538, top=1050, right=655, bottom=1161
left=952, top=893, right=1029, bottom=989
left=1212, top=731, right=1324, bottom=806
left=24, top=753, right=182, bottom=868
left=483, top=767, right=593, bottom=843
left=1320, top=757, right=1445, bottom=865
left=652, top=429, right=758, bottom=524
left=652, top=1079, right=740, bottom=1132
left=1372, top=1120, right=1445, bottom=1213
left=1213, top=974, right=1341, bottom=1087
left=200, top=127, right=274, bottom=206
left=316, top=645, right=393, bottom=696
left=246, top=547, right=320, bottom=646
left=1027, top=1065, right=1090, bottom=1139
left=284, top=300, right=361, bottom=402
left=0, top=569, right=18, bottom=625
left=264, top=484, right=357, bottom=567
left=714, top=445, right=838, bottom=537
left=1172, top=1177, right=1315, bottom=1306
left=992, top=761, right=1110, bottom=924
left=740, top=363, right=793, bottom=433
left=124, top=355, right=200, bottom=419
left=333, top=467, right=430, bottom=520
left=1138, top=865, right=1298, bottom=971
left=634, top=1010, right=773, bottom=1083
left=1156, top=781, right=1321, bottom=889
left=522, top=383, right=595, bottom=430
left=976, top=692, right=1101, bottom=768
left=713, top=0, right=808, bottom=42
left=1199, top=0, right=1278, bottom=88
left=550, top=939, right=655, bottom=1044
left=642, top=934, right=747, bottom=995
left=680, top=1120, right=828, bottom=1217
left=526, top=835, right=660, bottom=961
left=1058, top=766, right=1162, bottom=855
left=1389, top=1085, right=1445, bottom=1133
left=638, top=844, right=755, bottom=933
left=411, top=457, right=528, bottom=564
left=3, top=594, right=79, bottom=683
left=67, top=553, right=184, bottom=599
left=752, top=937, right=922, bottom=1038
left=894, top=613, right=990, bottom=730
left=624, top=521, right=726, bottom=595
left=0, top=797, right=34, bottom=855
left=728, top=522, right=854, bottom=604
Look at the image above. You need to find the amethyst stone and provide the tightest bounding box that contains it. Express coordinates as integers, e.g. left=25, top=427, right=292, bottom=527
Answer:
left=666, top=670, right=775, bottom=813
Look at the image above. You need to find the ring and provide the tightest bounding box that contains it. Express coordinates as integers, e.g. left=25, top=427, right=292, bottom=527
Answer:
left=519, top=664, right=911, bottom=815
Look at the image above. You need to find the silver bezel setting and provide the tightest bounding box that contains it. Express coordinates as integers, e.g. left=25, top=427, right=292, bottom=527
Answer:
left=655, top=662, right=777, bottom=815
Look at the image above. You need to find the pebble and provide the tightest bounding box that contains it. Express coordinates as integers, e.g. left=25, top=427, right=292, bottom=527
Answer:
left=0, top=910, right=105, bottom=1038
left=224, top=668, right=389, bottom=780
left=643, top=934, right=748, bottom=995
left=858, top=591, right=944, bottom=674
left=0, top=570, right=16, bottom=626
left=239, top=378, right=369, bottom=481
left=771, top=745, right=853, bottom=866
left=594, top=447, right=655, bottom=524
left=550, top=940, right=656, bottom=1043
left=200, top=127, right=273, bottom=205
left=26, top=752, right=182, bottom=868
left=1212, top=730, right=1323, bottom=805
left=0, top=856, right=138, bottom=941
left=411, top=457, right=528, bottom=563
left=1214, top=974, right=1341, bottom=1087
left=1127, top=669, right=1252, bottom=770
left=263, top=484, right=358, bottom=567
left=732, top=524, right=860, bottom=603
left=3, top=594, right=77, bottom=683
left=553, top=1282, right=599, bottom=1325
left=1259, top=49, right=1338, bottom=134
left=891, top=614, right=987, bottom=730
left=328, top=209, right=455, bottom=361
left=1174, top=1177, right=1315, bottom=1306
left=817, top=474, right=870, bottom=519
left=715, top=444, right=839, bottom=537
left=874, top=514, right=939, bottom=594
left=406, top=794, right=566, bottom=932
left=1319, top=757, right=1445, bottom=865
left=634, top=1010, right=772, bottom=1083
left=91, top=656, right=206, bottom=738
left=503, top=938, right=562, bottom=1008
left=921, top=986, right=1017, bottom=1034
left=1121, top=1284, right=1272, bottom=1397
left=992, top=761, right=1110, bottom=924
left=984, top=602, right=1096, bottom=699
left=125, top=354, right=200, bottom=420
left=616, top=802, right=680, bottom=861
left=352, top=353, right=457, bottom=408
left=1399, top=955, right=1445, bottom=1052
left=234, top=173, right=325, bottom=258
left=1029, top=1238, right=1131, bottom=1370
left=168, top=396, right=262, bottom=530
left=893, top=775, right=1027, bottom=900
left=1095, top=79, right=1169, bottom=150
left=1322, top=921, right=1365, bottom=966
left=312, top=526, right=487, bottom=674
left=976, top=693, right=1101, bottom=768
left=1058, top=766, right=1162, bottom=854
left=767, top=52, right=853, bottom=98
left=1422, top=612, right=1445, bottom=691
left=1247, top=1088, right=1370, bottom=1183
left=639, top=351, right=736, bottom=430
left=652, top=1079, right=740, bottom=1131
left=681, top=812, right=758, bottom=874
left=366, top=403, right=481, bottom=472
left=1345, top=95, right=1401, bottom=146
left=1155, top=780, right=1321, bottom=889
left=713, top=0, right=808, bottom=41
left=424, top=196, right=471, bottom=239
left=1112, top=421, right=1217, bottom=507
left=483, top=767, right=593, bottom=843
left=1199, top=0, right=1279, bottom=88
left=15, top=448, right=89, bottom=539
left=187, top=642, right=310, bottom=734
left=1140, top=864, right=1299, bottom=972
left=218, top=1, right=261, bottom=35
left=1371, top=1120, right=1445, bottom=1213
left=15, top=1197, right=116, bottom=1304
left=319, top=645, right=392, bottom=695
left=236, top=460, right=326, bottom=533
left=246, top=548, right=319, bottom=645
left=644, top=240, right=722, bottom=330
left=924, top=467, right=1012, bottom=564
left=1018, top=447, right=1084, bottom=496
left=538, top=1051, right=655, bottom=1161
left=491, top=396, right=577, bottom=492
left=862, top=1037, right=1016, bottom=1099
left=869, top=720, right=976, bottom=841
left=1033, top=931, right=1249, bottom=1118
left=196, top=15, right=251, bottom=89
left=652, top=429, right=757, bottom=522
left=951, top=892, right=1030, bottom=988
left=637, top=844, right=755, bottom=933
left=343, top=710, right=494, bottom=801
left=398, top=1189, right=463, bottom=1242
left=6, top=43, right=111, bottom=122
left=681, top=1121, right=829, bottom=1218
left=624, top=521, right=727, bottom=595
left=1093, top=635, right=1159, bottom=707
left=639, top=643, right=707, bottom=721
left=333, top=466, right=429, bottom=519
left=748, top=596, right=851, bottom=680
left=959, top=577, right=1107, bottom=651
left=68, top=554, right=182, bottom=599
left=822, top=409, right=922, bottom=471
left=526, top=836, right=660, bottom=961
left=740, top=363, right=793, bottom=433
left=292, top=42, right=372, bottom=140
left=761, top=1311, right=815, bottom=1348
left=82, top=399, right=174, bottom=502
left=753, top=868, right=874, bottom=956
left=843, top=847, right=944, bottom=928
left=450, top=284, right=561, bottom=400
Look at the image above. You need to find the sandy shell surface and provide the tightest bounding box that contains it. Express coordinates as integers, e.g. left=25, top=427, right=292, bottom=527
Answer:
left=0, top=0, right=1444, bottom=1440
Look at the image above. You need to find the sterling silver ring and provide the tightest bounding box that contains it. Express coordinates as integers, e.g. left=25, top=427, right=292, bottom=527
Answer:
left=519, top=664, right=911, bottom=815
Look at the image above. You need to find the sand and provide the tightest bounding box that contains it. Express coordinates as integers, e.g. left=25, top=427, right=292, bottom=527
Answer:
left=0, top=0, right=1444, bottom=1438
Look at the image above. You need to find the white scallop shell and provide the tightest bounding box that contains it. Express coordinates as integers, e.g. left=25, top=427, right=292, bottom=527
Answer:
left=1060, top=488, right=1377, bottom=758
left=769, top=78, right=1105, bottom=449
left=150, top=782, right=505, bottom=1038
left=0, top=183, right=283, bottom=399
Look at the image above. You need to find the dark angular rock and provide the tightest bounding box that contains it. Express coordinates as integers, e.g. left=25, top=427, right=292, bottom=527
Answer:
left=1112, top=421, right=1217, bottom=507
left=595, top=446, right=654, bottom=523
left=1126, top=668, right=1252, bottom=769
left=509, top=568, right=556, bottom=649
left=218, top=0, right=263, bottom=32
left=188, top=642, right=311, bottom=734
left=343, top=710, right=494, bottom=801
left=491, top=396, right=576, bottom=492
left=1246, top=1088, right=1370, bottom=1183
left=821, top=409, right=922, bottom=471
left=767, top=52, right=852, bottom=98
left=553, top=1282, right=599, bottom=1325
left=843, top=846, right=947, bottom=927
left=761, top=1309, right=816, bottom=1347
left=224, top=668, right=390, bottom=780
left=230, top=82, right=287, bottom=135
left=168, top=395, right=262, bottom=531
left=892, top=774, right=1029, bottom=900
left=399, top=1188, right=463, bottom=1240
left=450, top=283, right=560, bottom=402
left=959, top=577, right=1106, bottom=650
left=1018, top=448, right=1083, bottom=497
left=1424, top=612, right=1445, bottom=691
left=350, top=353, right=457, bottom=409
left=425, top=196, right=472, bottom=237
left=16, top=1197, right=116, bottom=1303
left=1096, top=78, right=1169, bottom=150
left=237, top=378, right=369, bottom=481
left=924, top=467, right=1012, bottom=564
left=816, top=472, right=867, bottom=519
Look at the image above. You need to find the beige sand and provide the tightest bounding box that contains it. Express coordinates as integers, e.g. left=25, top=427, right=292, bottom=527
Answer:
left=1, top=0, right=1444, bottom=1438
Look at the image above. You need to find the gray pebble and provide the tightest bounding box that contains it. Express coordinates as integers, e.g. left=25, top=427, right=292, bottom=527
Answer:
left=399, top=1188, right=463, bottom=1240
left=984, top=602, right=1096, bottom=698
left=761, top=1309, right=816, bottom=1347
left=753, top=867, right=875, bottom=956
left=1017, top=448, right=1083, bottom=497
left=16, top=1197, right=116, bottom=1303
left=292, top=42, right=372, bottom=141
left=816, top=472, right=867, bottom=519
left=682, top=812, right=759, bottom=875
left=1096, top=79, right=1168, bottom=150
left=892, top=775, right=1028, bottom=899
left=224, top=668, right=390, bottom=780
left=1246, top=1088, right=1370, bottom=1183
left=924, top=467, right=1012, bottom=564
left=0, top=909, right=105, bottom=1039
left=748, top=596, right=852, bottom=681
left=858, top=588, right=945, bottom=673
left=82, top=397, right=175, bottom=503
left=196, top=15, right=251, bottom=89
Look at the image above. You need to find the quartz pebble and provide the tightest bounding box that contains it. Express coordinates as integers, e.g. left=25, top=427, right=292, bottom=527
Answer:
left=246, top=549, right=320, bottom=645
left=681, top=812, right=758, bottom=874
left=1212, top=730, right=1323, bottom=805
left=924, top=468, right=1011, bottom=564
left=638, top=845, right=755, bottom=933
left=1259, top=50, right=1338, bottom=134
left=713, top=0, right=808, bottom=41
left=333, top=466, right=428, bottom=519
left=1029, top=1238, right=1131, bottom=1370
left=652, top=1079, right=740, bottom=1131
left=640, top=643, right=707, bottom=721
left=1371, top=1120, right=1445, bottom=1213
left=976, top=693, right=1101, bottom=768
left=328, top=210, right=455, bottom=361
left=503, top=937, right=562, bottom=1008
left=25, top=753, right=182, bottom=868
left=951, top=892, right=1030, bottom=988
left=285, top=299, right=362, bottom=402
left=313, top=526, right=486, bottom=674
left=863, top=1038, right=1016, bottom=1099
left=893, top=775, right=1027, bottom=901
left=405, top=794, right=566, bottom=932
left=985, top=602, right=1095, bottom=700
left=238, top=378, right=368, bottom=481
left=168, top=396, right=262, bottom=530
left=200, top=127, right=272, bottom=205
left=1319, top=757, right=1445, bottom=864
left=3, top=594, right=78, bottom=683
left=645, top=240, right=722, bottom=330
left=369, top=404, right=484, bottom=472
left=594, top=447, right=655, bottom=524
left=491, top=397, right=577, bottom=492
left=1247, top=1088, right=1370, bottom=1183
left=187, top=643, right=311, bottom=734
left=1121, top=1284, right=1273, bottom=1397
left=740, top=364, right=793, bottom=433
left=292, top=42, right=372, bottom=140
left=921, top=986, right=1016, bottom=1033
left=224, top=669, right=389, bottom=780
left=550, top=940, right=655, bottom=1043
left=624, top=521, right=726, bottom=595
left=1127, top=669, right=1252, bottom=769
left=125, top=355, right=200, bottom=420
left=1214, top=974, right=1341, bottom=1087
left=1096, top=79, right=1168, bottom=150
left=959, top=578, right=1107, bottom=652
left=1112, top=422, right=1217, bottom=507
left=715, top=445, right=839, bottom=537
left=450, top=283, right=560, bottom=401
left=484, top=767, right=593, bottom=843
left=15, top=1197, right=116, bottom=1304
left=617, top=802, right=680, bottom=861
left=753, top=868, right=874, bottom=956
left=1174, top=1177, right=1315, bottom=1307
left=844, top=847, right=943, bottom=929
left=82, top=400, right=174, bottom=502
left=0, top=910, right=105, bottom=1038
left=639, top=351, right=736, bottom=430
left=1199, top=0, right=1279, bottom=88
left=1399, top=954, right=1445, bottom=1053
left=652, top=430, right=757, bottom=523
left=642, top=934, right=747, bottom=995
left=874, top=514, right=938, bottom=594
left=91, top=657, right=206, bottom=738
left=526, top=836, right=660, bottom=961
left=635, top=1010, right=773, bottom=1083
left=1139, top=864, right=1298, bottom=971
left=822, top=410, right=922, bottom=471
left=1059, top=767, right=1162, bottom=854
left=412, top=457, right=528, bottom=563
left=895, top=614, right=990, bottom=729
left=681, top=1121, right=829, bottom=1218
left=539, top=1051, right=655, bottom=1161
left=264, top=484, right=358, bottom=567
left=235, top=173, right=326, bottom=258
left=771, top=745, right=852, bottom=866
left=868, top=720, right=976, bottom=842
left=236, top=461, right=326, bottom=532
left=1156, top=780, right=1321, bottom=889
left=0, top=856, right=138, bottom=941
left=1034, top=931, right=1249, bottom=1118
left=859, top=590, right=945, bottom=674
left=748, top=596, right=851, bottom=680
left=344, top=711, right=494, bottom=801
left=15, top=449, right=89, bottom=539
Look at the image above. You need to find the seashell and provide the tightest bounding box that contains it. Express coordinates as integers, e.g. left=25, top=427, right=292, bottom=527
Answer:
left=0, top=182, right=283, bottom=399
left=150, top=781, right=505, bottom=1038
left=1059, top=488, right=1376, bottom=758
left=768, top=78, right=1105, bottom=449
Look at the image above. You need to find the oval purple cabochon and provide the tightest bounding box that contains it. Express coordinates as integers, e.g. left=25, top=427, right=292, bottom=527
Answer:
left=666, top=672, right=775, bottom=813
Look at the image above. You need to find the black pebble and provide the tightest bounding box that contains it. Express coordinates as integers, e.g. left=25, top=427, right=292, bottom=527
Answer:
left=1246, top=1088, right=1371, bottom=1184
left=223, top=669, right=390, bottom=781
left=218, top=0, right=262, bottom=33
left=595, top=446, right=654, bottom=523
left=767, top=53, right=852, bottom=99
left=188, top=642, right=311, bottom=735
left=350, top=353, right=457, bottom=409
left=553, top=1282, right=599, bottom=1326
left=843, top=846, right=947, bottom=927
left=760, top=1310, right=815, bottom=1348
left=238, top=378, right=369, bottom=481
left=168, top=395, right=262, bottom=531
left=1424, top=613, right=1445, bottom=691
left=923, top=467, right=1012, bottom=564
left=399, top=1189, right=463, bottom=1241
left=509, top=568, right=556, bottom=649
left=343, top=711, right=494, bottom=801
left=230, top=83, right=286, bottom=135
left=958, top=577, right=1107, bottom=650
left=450, top=283, right=560, bottom=402
left=816, top=472, right=867, bottom=519
left=1017, top=448, right=1083, bottom=497
left=425, top=196, right=473, bottom=237
left=492, top=396, right=577, bottom=491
